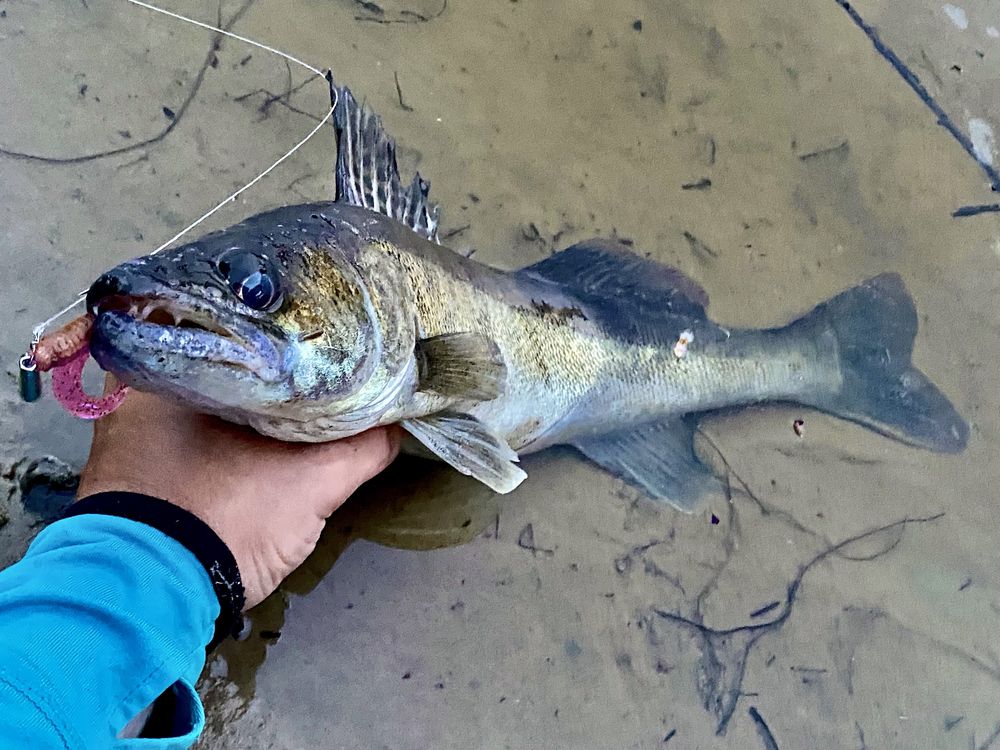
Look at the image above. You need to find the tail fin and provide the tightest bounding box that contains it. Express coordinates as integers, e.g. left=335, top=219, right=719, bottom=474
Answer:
left=801, top=273, right=968, bottom=453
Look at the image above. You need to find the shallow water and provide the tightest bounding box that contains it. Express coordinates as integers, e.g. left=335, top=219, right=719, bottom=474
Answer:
left=3, top=0, right=1000, bottom=747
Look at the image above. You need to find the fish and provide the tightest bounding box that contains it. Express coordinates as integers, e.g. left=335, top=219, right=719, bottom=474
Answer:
left=84, top=82, right=969, bottom=511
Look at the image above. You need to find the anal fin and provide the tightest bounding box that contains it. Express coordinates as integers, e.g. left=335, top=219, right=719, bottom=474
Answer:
left=403, top=412, right=527, bottom=494
left=572, top=418, right=722, bottom=512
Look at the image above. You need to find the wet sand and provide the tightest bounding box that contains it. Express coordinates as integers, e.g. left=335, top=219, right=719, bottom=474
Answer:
left=3, top=0, right=1000, bottom=747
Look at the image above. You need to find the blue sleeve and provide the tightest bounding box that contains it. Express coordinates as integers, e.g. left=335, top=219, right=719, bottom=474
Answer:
left=0, top=514, right=219, bottom=749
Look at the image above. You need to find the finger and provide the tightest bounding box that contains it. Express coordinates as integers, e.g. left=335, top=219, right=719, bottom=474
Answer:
left=328, top=426, right=401, bottom=482
left=309, top=427, right=401, bottom=512
left=100, top=372, right=121, bottom=396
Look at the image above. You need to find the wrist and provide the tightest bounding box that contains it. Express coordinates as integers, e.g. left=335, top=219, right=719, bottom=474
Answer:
left=65, top=492, right=246, bottom=649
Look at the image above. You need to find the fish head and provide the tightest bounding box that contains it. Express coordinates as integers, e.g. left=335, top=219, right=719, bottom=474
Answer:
left=86, top=205, right=396, bottom=430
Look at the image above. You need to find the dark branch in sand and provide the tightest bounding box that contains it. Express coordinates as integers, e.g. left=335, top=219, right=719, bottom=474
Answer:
left=695, top=474, right=738, bottom=617
left=654, top=513, right=944, bottom=734
left=979, top=722, right=1000, bottom=750
left=285, top=171, right=321, bottom=200
left=234, top=71, right=321, bottom=120
left=855, top=721, right=868, bottom=749
left=748, top=706, right=780, bottom=750
left=682, top=230, right=718, bottom=261
left=394, top=71, right=414, bottom=112
left=517, top=523, right=554, bottom=557
left=642, top=557, right=687, bottom=597
left=613, top=537, right=685, bottom=595
left=0, top=0, right=257, bottom=165
left=441, top=224, right=470, bottom=241
left=749, top=600, right=781, bottom=619
left=681, top=178, right=712, bottom=190
left=696, top=428, right=826, bottom=542
left=353, top=0, right=447, bottom=24
left=797, top=139, right=849, bottom=161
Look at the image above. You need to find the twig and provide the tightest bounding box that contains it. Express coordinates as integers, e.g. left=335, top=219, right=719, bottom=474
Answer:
left=517, top=523, right=554, bottom=557
left=979, top=722, right=1000, bottom=750
left=0, top=0, right=257, bottom=164
left=655, top=513, right=944, bottom=734
left=748, top=706, right=780, bottom=750
left=394, top=71, right=414, bottom=112
left=354, top=0, right=447, bottom=24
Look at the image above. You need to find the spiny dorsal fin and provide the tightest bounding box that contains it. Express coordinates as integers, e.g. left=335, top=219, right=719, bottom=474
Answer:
left=331, top=83, right=441, bottom=242
left=522, top=240, right=708, bottom=318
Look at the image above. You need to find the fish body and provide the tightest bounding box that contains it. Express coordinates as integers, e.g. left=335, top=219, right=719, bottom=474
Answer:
left=310, top=205, right=834, bottom=450
left=85, top=84, right=967, bottom=510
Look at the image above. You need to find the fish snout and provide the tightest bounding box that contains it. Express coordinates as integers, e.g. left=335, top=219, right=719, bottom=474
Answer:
left=86, top=267, right=132, bottom=315
left=86, top=265, right=162, bottom=316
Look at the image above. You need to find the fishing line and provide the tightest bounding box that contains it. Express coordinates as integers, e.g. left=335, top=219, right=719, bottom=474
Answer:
left=125, top=0, right=325, bottom=77
left=24, top=0, right=336, bottom=372
left=30, top=105, right=335, bottom=340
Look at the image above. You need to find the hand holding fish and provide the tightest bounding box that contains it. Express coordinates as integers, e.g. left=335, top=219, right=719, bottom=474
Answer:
left=77, top=389, right=400, bottom=608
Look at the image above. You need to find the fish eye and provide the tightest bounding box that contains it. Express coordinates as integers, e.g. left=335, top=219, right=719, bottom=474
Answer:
left=217, top=249, right=282, bottom=312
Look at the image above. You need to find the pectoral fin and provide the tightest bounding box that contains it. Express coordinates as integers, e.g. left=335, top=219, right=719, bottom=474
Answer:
left=403, top=412, right=527, bottom=494
left=415, top=333, right=506, bottom=401
left=572, top=418, right=722, bottom=512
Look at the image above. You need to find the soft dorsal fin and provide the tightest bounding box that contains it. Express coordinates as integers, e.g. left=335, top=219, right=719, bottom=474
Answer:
left=331, top=83, right=441, bottom=242
left=520, top=240, right=729, bottom=347
left=522, top=240, right=710, bottom=318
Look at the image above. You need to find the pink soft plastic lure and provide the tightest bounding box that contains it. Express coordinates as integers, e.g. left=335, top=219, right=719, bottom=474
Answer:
left=49, top=341, right=128, bottom=419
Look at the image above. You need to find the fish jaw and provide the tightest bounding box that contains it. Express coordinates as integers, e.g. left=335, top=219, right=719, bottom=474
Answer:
left=88, top=287, right=296, bottom=413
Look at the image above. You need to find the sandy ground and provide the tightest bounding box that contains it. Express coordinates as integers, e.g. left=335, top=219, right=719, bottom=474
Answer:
left=3, top=0, right=1000, bottom=747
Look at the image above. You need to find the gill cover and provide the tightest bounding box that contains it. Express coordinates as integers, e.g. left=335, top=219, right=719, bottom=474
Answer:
left=329, top=79, right=529, bottom=492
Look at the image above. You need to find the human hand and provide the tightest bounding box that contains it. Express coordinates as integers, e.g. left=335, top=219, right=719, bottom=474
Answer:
left=77, top=389, right=400, bottom=608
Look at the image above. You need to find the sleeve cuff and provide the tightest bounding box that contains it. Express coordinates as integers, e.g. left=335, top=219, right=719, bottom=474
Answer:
left=65, top=492, right=245, bottom=649
left=115, top=679, right=204, bottom=750
left=0, top=514, right=220, bottom=747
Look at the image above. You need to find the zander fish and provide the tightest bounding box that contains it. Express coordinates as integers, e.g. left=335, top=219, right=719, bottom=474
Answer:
left=84, top=83, right=968, bottom=510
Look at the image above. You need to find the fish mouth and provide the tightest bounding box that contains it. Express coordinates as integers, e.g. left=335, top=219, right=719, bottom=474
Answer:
left=89, top=292, right=288, bottom=383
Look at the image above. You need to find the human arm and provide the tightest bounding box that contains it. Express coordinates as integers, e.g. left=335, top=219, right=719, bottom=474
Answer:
left=0, top=510, right=218, bottom=749
left=0, top=391, right=398, bottom=748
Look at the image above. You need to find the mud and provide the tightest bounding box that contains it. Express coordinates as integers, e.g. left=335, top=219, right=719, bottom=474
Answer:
left=3, top=0, right=1000, bottom=747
